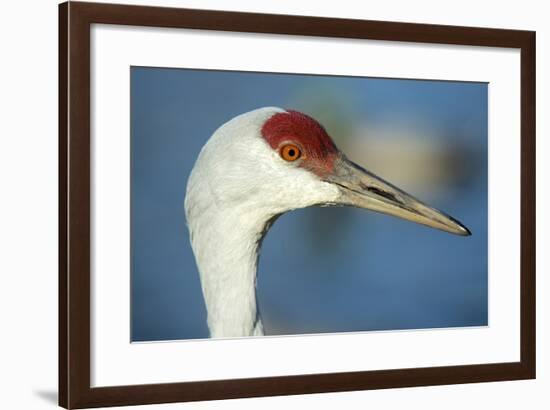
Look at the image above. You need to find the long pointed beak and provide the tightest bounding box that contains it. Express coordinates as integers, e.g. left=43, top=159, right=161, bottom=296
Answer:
left=326, top=156, right=471, bottom=236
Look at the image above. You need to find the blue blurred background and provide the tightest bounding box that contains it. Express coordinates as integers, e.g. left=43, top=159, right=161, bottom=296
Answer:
left=130, top=67, right=488, bottom=341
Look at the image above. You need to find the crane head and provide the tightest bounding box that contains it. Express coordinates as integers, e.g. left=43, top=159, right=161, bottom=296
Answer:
left=186, top=107, right=470, bottom=236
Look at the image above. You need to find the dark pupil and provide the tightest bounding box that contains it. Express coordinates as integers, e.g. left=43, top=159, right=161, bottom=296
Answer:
left=288, top=149, right=295, bottom=157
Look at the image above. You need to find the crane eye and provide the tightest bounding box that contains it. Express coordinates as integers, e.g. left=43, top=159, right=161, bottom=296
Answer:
left=280, top=144, right=302, bottom=162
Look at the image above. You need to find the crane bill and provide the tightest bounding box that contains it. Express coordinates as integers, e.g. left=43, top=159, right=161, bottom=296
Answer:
left=326, top=156, right=471, bottom=236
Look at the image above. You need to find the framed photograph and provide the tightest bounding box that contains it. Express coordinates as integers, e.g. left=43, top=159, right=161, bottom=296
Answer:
left=59, top=1, right=536, bottom=408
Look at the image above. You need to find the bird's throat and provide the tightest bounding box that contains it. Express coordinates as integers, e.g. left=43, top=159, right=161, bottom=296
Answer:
left=188, top=208, right=274, bottom=338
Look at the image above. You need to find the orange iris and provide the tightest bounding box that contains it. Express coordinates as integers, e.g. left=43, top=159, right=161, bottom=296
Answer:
left=280, top=144, right=302, bottom=162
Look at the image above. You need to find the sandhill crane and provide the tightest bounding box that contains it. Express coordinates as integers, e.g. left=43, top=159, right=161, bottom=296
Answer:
left=184, top=107, right=470, bottom=338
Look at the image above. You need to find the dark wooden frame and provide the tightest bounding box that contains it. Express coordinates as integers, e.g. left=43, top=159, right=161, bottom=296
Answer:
left=59, top=1, right=536, bottom=408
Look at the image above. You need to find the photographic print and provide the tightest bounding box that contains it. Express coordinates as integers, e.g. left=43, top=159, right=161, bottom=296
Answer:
left=60, top=3, right=535, bottom=407
left=130, top=67, right=488, bottom=341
